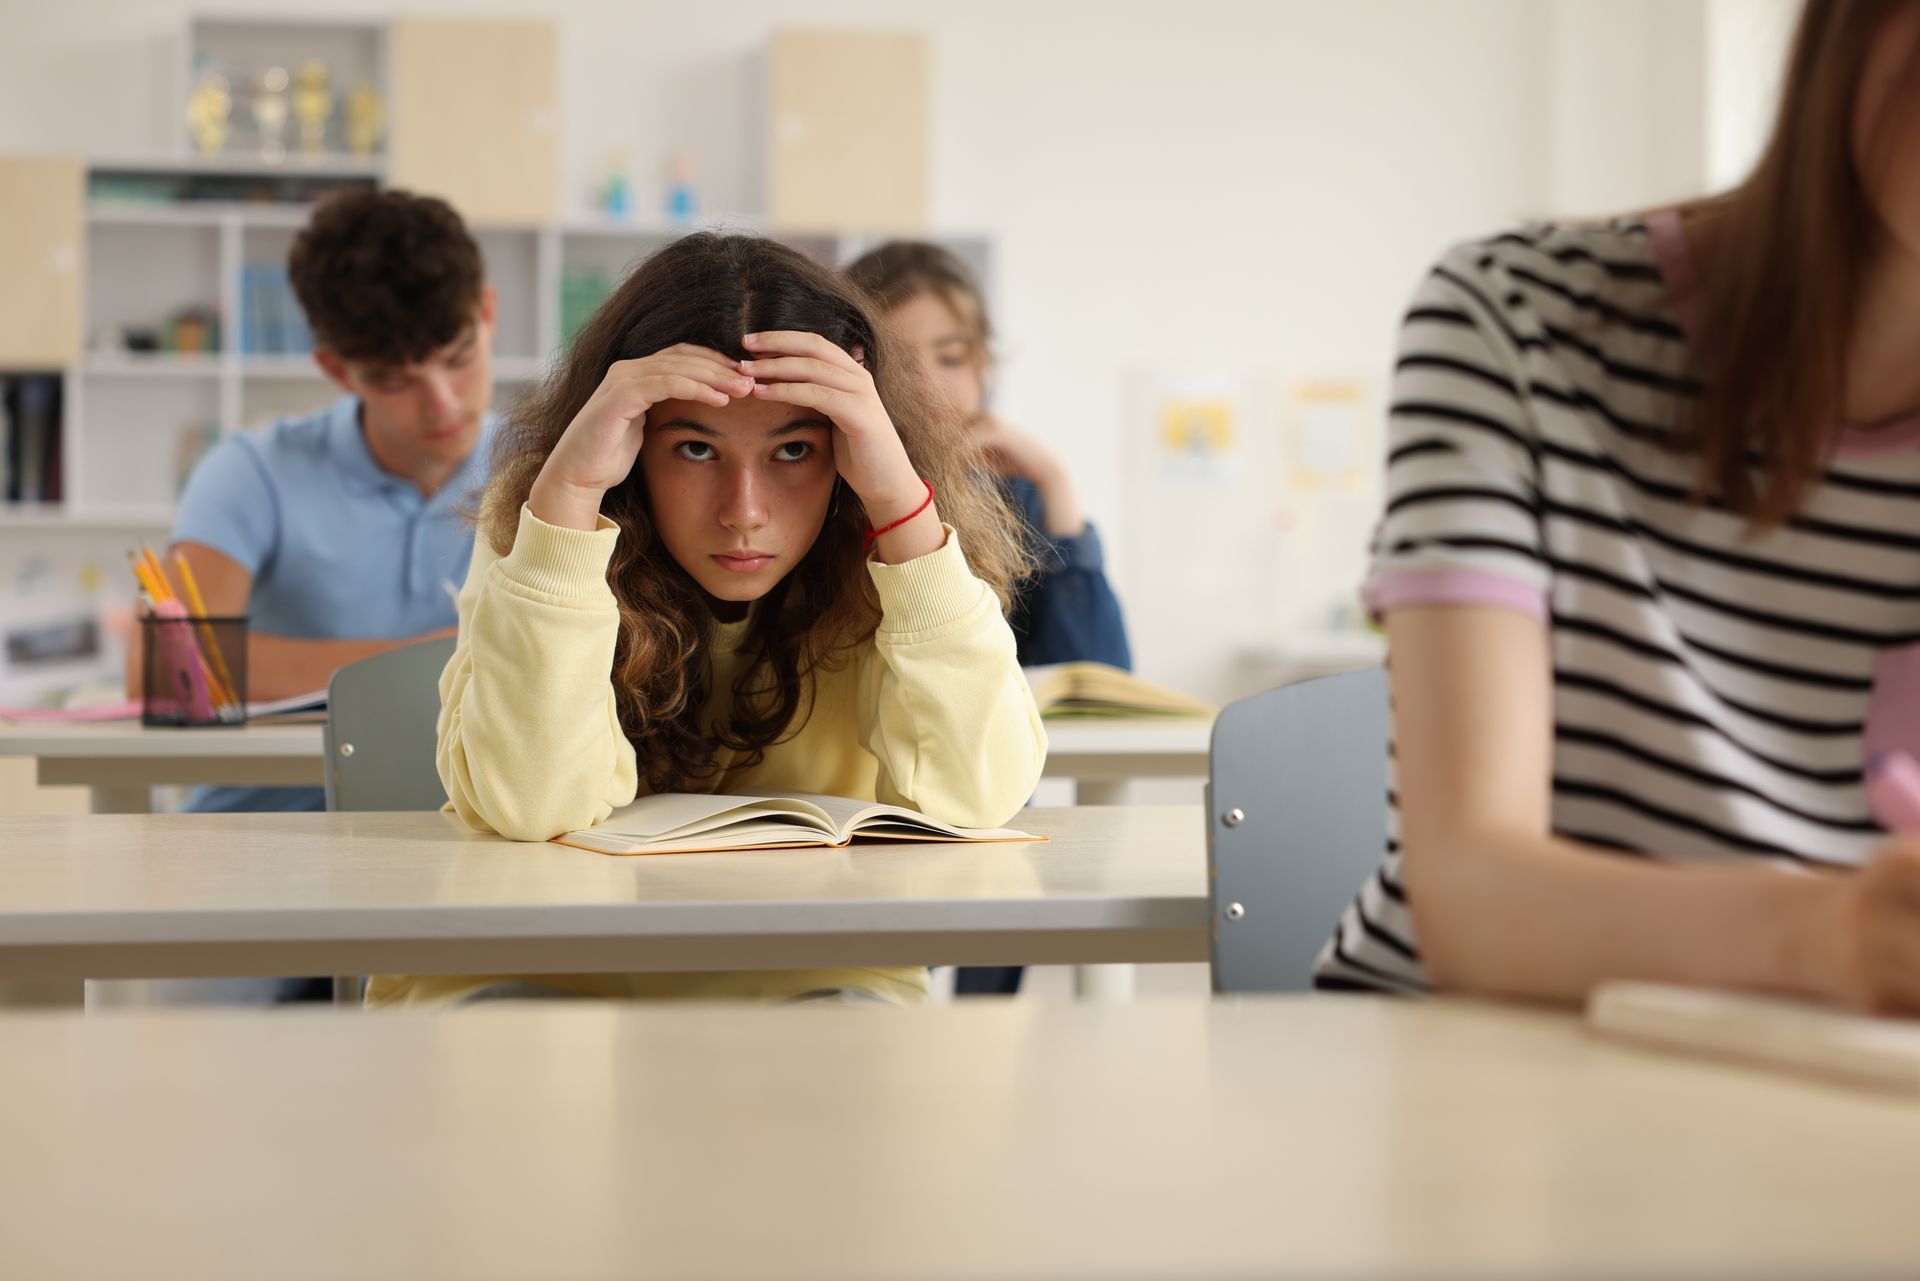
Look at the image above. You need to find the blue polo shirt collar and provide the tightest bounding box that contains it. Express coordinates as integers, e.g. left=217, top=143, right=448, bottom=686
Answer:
left=325, top=396, right=407, bottom=496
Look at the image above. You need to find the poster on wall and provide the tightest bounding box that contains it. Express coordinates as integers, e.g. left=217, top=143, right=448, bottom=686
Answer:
left=1152, top=375, right=1241, bottom=489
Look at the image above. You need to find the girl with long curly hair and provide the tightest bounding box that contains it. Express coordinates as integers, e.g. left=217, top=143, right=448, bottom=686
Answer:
left=367, top=232, right=1045, bottom=1007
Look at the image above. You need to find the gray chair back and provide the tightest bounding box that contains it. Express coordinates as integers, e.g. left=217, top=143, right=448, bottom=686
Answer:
left=1206, top=667, right=1389, bottom=992
left=323, top=636, right=458, bottom=813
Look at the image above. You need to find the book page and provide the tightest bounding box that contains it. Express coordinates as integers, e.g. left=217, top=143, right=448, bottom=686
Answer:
left=588, top=792, right=835, bottom=841
left=774, top=792, right=1036, bottom=842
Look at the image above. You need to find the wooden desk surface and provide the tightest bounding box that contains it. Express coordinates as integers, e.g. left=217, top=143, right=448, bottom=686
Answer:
left=5, top=995, right=1917, bottom=1280
left=0, top=719, right=1215, bottom=798
left=0, top=719, right=324, bottom=760
left=0, top=805, right=1209, bottom=979
left=0, top=718, right=1215, bottom=759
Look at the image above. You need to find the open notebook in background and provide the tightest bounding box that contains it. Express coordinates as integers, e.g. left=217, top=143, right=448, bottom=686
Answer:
left=554, top=790, right=1041, bottom=856
left=1, top=688, right=328, bottom=724
left=1587, top=981, right=1920, bottom=1092
left=1022, top=662, right=1215, bottom=720
left=245, top=690, right=328, bottom=721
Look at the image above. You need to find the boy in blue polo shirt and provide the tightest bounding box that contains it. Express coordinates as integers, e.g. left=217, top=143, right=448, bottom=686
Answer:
left=164, top=189, right=502, bottom=813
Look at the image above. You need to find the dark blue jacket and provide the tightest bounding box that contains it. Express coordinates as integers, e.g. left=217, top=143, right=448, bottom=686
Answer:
left=1005, top=475, right=1132, bottom=670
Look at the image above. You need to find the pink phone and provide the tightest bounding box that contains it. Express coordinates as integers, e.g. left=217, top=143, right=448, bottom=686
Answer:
left=1864, top=751, right=1920, bottom=834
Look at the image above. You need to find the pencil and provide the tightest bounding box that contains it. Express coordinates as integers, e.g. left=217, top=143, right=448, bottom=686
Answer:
left=141, top=544, right=176, bottom=603
left=128, top=551, right=164, bottom=603
left=174, top=552, right=241, bottom=711
left=129, top=551, right=227, bottom=717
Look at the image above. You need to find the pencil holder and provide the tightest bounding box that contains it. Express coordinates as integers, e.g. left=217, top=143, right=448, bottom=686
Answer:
left=141, top=612, right=248, bottom=728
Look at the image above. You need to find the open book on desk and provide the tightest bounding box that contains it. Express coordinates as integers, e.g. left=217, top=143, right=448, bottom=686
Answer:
left=1023, top=662, right=1215, bottom=719
left=246, top=689, right=328, bottom=721
left=553, top=791, right=1041, bottom=856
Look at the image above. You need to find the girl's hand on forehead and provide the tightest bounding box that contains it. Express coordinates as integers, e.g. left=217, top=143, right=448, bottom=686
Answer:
left=529, top=344, right=752, bottom=531
left=738, top=331, right=933, bottom=550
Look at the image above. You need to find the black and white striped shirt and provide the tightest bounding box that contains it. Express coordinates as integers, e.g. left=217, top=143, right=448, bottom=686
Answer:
left=1315, top=215, right=1920, bottom=994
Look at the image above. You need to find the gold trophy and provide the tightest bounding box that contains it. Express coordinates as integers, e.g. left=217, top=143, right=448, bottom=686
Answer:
left=345, top=83, right=385, bottom=157
left=293, top=60, right=334, bottom=154
left=252, top=65, right=290, bottom=163
left=185, top=73, right=233, bottom=156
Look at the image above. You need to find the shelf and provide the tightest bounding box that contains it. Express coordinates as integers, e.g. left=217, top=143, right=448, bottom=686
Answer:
left=89, top=153, right=384, bottom=180
left=87, top=202, right=317, bottom=229
left=0, top=504, right=176, bottom=530
left=237, top=356, right=323, bottom=380
left=84, top=354, right=223, bottom=378
left=235, top=355, right=545, bottom=382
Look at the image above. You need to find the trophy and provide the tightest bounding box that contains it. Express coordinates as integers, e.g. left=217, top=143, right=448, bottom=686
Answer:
left=185, top=73, right=233, bottom=156
left=293, top=60, right=334, bottom=154
left=344, top=83, right=385, bottom=157
left=252, top=65, right=290, bottom=162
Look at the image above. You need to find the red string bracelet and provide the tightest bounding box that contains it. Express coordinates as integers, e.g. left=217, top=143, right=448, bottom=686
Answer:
left=864, top=479, right=936, bottom=549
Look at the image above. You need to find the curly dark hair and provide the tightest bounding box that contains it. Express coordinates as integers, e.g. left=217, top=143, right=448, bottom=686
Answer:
left=288, top=188, right=483, bottom=365
left=482, top=232, right=1033, bottom=795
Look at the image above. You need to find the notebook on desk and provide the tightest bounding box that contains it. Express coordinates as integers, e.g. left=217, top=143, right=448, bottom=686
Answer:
left=1022, top=663, right=1215, bottom=720
left=553, top=790, right=1041, bottom=856
left=1587, top=981, right=1920, bottom=1092
left=0, top=688, right=327, bottom=724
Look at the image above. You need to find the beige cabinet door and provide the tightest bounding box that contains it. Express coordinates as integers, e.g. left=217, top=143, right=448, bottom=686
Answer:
left=387, top=18, right=558, bottom=227
left=770, top=30, right=929, bottom=233
left=0, top=154, right=84, bottom=367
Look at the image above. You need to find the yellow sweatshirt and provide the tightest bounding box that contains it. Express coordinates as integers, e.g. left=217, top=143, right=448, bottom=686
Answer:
left=366, top=503, right=1047, bottom=1007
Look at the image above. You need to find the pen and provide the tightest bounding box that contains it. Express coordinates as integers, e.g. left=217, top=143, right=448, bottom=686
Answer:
left=1864, top=751, right=1920, bottom=833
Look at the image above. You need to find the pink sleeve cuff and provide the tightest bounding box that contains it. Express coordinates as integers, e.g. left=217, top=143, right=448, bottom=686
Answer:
left=1362, top=569, right=1548, bottom=623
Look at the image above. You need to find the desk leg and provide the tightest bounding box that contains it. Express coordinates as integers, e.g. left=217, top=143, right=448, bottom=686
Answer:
left=1071, top=779, right=1133, bottom=806
left=90, top=785, right=152, bottom=814
left=0, top=980, right=84, bottom=1009
left=1073, top=964, right=1137, bottom=1002
left=80, top=785, right=154, bottom=1006
left=87, top=980, right=153, bottom=1010
left=1069, top=777, right=1138, bottom=999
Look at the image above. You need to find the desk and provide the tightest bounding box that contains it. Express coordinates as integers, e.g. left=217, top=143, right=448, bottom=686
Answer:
left=1041, top=718, right=1213, bottom=804
left=0, top=720, right=323, bottom=813
left=6, top=996, right=1917, bottom=1280
left=0, top=805, right=1208, bottom=1004
left=0, top=717, right=1216, bottom=813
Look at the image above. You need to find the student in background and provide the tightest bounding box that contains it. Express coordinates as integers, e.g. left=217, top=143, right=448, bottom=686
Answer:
left=1318, top=0, right=1920, bottom=1013
left=846, top=242, right=1131, bottom=671
left=848, top=242, right=1132, bottom=998
left=368, top=232, right=1044, bottom=1007
left=155, top=189, right=502, bottom=814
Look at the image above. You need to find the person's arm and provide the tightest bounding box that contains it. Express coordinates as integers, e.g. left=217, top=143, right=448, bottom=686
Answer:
left=857, top=528, right=1048, bottom=830
left=444, top=346, right=750, bottom=840
left=972, top=416, right=1083, bottom=536
left=435, top=506, right=639, bottom=842
left=976, top=424, right=1132, bottom=670
left=122, top=542, right=451, bottom=702
left=1011, top=526, right=1132, bottom=669
left=1393, top=601, right=1920, bottom=1013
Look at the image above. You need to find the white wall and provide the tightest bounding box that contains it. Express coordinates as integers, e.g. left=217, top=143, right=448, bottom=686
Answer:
left=1706, top=0, right=1801, bottom=190
left=1547, top=0, right=1710, bottom=214
left=0, top=0, right=1724, bottom=700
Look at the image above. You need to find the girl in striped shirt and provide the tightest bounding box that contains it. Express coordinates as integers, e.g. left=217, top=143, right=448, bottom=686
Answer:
left=1317, top=0, right=1920, bottom=1013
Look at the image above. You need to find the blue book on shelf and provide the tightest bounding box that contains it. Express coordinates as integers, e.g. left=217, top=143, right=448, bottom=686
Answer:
left=285, top=280, right=313, bottom=354
left=240, top=264, right=265, bottom=356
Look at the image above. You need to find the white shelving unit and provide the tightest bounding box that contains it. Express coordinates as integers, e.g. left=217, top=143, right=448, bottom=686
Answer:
left=7, top=11, right=985, bottom=539
left=18, top=194, right=989, bottom=536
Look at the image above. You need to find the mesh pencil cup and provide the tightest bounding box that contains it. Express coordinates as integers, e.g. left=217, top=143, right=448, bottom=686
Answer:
left=141, top=610, right=248, bottom=727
